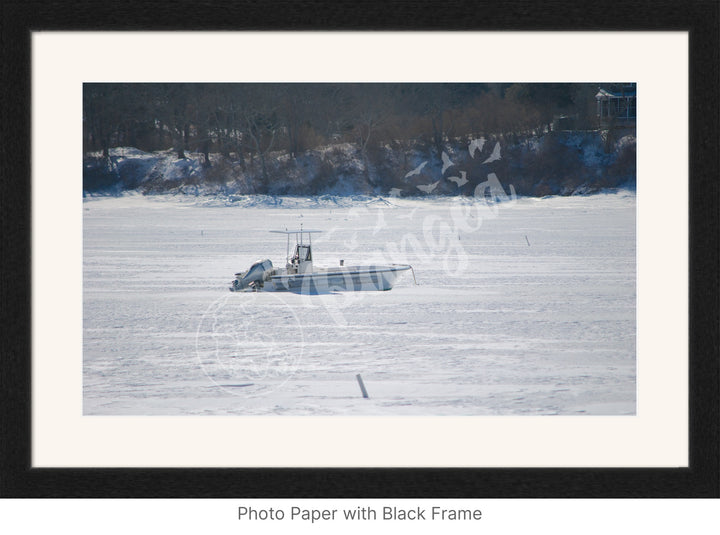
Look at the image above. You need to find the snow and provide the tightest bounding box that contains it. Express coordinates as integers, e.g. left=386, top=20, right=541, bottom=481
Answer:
left=83, top=192, right=636, bottom=416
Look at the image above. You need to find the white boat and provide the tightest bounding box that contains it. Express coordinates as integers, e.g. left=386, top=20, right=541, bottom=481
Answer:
left=230, top=228, right=413, bottom=293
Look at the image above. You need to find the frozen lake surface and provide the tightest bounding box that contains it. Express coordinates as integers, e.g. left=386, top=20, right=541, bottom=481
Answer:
left=83, top=192, right=636, bottom=415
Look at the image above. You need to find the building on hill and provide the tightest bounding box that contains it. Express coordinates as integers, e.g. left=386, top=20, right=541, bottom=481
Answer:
left=596, top=84, right=636, bottom=128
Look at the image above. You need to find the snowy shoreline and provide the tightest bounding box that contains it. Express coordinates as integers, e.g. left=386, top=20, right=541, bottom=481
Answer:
left=82, top=188, right=636, bottom=209
left=84, top=128, right=636, bottom=199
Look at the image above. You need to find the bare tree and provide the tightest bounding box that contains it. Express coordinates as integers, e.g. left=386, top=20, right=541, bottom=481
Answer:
left=236, top=85, right=282, bottom=190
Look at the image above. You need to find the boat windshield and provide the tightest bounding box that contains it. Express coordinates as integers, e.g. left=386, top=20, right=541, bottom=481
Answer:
left=294, top=245, right=312, bottom=261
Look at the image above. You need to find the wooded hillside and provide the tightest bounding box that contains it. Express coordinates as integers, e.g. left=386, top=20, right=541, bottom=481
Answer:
left=83, top=83, right=635, bottom=196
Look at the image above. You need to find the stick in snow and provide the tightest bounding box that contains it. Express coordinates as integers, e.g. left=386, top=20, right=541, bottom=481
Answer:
left=356, top=374, right=369, bottom=399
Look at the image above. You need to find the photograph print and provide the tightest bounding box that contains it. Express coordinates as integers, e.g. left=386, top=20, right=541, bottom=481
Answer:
left=82, top=82, right=636, bottom=417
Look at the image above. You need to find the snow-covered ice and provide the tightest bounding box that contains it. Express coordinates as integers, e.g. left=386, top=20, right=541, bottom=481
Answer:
left=83, top=191, right=636, bottom=416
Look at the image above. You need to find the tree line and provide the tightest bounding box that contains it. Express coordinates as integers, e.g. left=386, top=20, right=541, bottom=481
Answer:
left=83, top=82, right=601, bottom=176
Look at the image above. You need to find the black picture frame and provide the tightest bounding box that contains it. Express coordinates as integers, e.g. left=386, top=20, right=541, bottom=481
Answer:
left=1, top=0, right=718, bottom=498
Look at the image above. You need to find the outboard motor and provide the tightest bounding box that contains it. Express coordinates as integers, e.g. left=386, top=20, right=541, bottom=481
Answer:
left=230, top=259, right=273, bottom=291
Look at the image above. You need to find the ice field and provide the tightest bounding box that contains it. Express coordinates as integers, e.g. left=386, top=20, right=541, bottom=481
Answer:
left=83, top=191, right=636, bottom=415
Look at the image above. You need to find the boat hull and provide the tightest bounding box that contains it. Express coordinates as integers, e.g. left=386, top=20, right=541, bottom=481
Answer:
left=267, top=265, right=410, bottom=293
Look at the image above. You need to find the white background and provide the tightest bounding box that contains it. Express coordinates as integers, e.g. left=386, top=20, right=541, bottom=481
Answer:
left=1, top=499, right=717, bottom=534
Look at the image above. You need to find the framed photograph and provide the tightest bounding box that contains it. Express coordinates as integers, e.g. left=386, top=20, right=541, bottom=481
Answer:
left=1, top=2, right=717, bottom=498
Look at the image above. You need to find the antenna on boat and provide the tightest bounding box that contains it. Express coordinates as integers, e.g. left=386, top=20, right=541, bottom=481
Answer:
left=283, top=227, right=289, bottom=263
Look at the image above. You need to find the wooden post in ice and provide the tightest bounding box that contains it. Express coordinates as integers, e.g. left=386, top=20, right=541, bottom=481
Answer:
left=356, top=374, right=369, bottom=398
